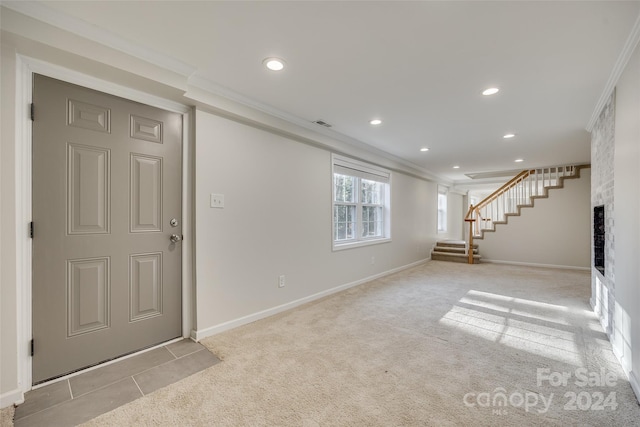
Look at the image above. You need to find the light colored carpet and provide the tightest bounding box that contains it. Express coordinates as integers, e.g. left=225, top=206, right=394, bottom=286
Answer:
left=0, top=405, right=14, bottom=427
left=6, top=261, right=640, bottom=426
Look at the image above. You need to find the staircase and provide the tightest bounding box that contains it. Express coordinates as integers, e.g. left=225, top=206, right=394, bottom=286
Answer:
left=447, top=164, right=590, bottom=265
left=466, top=165, right=589, bottom=240
left=431, top=240, right=481, bottom=264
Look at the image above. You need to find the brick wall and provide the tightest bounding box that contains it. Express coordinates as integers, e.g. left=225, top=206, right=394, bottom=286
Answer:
left=590, top=90, right=616, bottom=334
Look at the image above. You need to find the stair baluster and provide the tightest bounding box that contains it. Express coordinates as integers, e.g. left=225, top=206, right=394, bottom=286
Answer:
left=464, top=164, right=588, bottom=255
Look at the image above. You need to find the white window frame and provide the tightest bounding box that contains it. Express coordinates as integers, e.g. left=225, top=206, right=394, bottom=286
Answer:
left=437, top=185, right=448, bottom=233
left=332, top=154, right=391, bottom=250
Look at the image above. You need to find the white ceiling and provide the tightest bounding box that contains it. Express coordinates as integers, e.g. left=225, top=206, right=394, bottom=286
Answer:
left=6, top=1, right=640, bottom=183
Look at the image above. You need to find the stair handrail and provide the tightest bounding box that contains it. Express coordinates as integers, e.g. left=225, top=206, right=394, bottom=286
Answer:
left=464, top=169, right=534, bottom=249
left=465, top=169, right=534, bottom=218
left=464, top=165, right=586, bottom=256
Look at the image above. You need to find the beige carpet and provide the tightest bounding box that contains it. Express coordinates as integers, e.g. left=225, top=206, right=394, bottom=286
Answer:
left=0, top=405, right=14, bottom=427
left=5, top=261, right=640, bottom=426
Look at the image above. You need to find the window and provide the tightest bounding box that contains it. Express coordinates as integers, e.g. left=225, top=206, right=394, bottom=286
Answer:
left=437, top=186, right=447, bottom=233
left=332, top=155, right=391, bottom=249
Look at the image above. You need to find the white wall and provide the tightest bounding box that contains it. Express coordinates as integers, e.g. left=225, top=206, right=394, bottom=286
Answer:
left=194, top=111, right=438, bottom=336
left=610, top=41, right=640, bottom=394
left=477, top=168, right=591, bottom=269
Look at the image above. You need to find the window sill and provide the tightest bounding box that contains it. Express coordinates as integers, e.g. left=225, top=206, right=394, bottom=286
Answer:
left=332, top=237, right=391, bottom=252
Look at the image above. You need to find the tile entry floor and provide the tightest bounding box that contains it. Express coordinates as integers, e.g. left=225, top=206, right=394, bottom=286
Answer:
left=13, top=339, right=220, bottom=427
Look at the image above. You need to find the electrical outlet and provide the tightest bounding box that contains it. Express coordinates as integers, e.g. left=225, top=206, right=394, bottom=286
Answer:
left=371, top=256, right=375, bottom=265
left=210, top=194, right=225, bottom=208
left=278, top=275, right=285, bottom=288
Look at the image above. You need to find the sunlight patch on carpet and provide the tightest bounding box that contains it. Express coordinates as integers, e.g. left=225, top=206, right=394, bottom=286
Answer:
left=458, top=295, right=571, bottom=326
left=439, top=290, right=583, bottom=366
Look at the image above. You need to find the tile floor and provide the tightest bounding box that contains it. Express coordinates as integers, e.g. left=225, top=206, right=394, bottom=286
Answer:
left=13, top=339, right=220, bottom=427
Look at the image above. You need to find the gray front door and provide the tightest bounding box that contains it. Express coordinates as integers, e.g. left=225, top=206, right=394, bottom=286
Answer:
left=32, top=74, right=182, bottom=383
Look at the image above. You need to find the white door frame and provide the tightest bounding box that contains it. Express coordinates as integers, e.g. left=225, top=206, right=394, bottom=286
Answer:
left=14, top=54, right=194, bottom=395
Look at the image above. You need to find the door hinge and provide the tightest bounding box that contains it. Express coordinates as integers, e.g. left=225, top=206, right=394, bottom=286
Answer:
left=30, top=103, right=35, bottom=121
left=30, top=339, right=34, bottom=357
left=29, top=222, right=34, bottom=239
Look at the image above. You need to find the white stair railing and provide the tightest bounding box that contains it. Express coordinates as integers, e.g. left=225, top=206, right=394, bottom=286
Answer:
left=465, top=165, right=581, bottom=245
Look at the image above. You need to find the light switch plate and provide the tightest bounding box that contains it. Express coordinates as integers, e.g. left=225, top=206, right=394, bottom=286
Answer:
left=210, top=193, right=225, bottom=208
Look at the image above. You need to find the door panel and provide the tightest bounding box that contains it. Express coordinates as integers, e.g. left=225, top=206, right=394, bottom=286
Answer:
left=129, top=252, right=163, bottom=321
left=67, top=257, right=110, bottom=336
left=130, top=154, right=163, bottom=232
left=32, top=74, right=182, bottom=383
left=67, top=143, right=111, bottom=234
left=67, top=98, right=111, bottom=133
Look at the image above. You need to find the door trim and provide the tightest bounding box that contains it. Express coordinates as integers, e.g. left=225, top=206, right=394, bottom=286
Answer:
left=14, top=54, right=194, bottom=397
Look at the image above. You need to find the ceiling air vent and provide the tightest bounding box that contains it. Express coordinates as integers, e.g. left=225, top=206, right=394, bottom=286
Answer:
left=313, top=120, right=332, bottom=128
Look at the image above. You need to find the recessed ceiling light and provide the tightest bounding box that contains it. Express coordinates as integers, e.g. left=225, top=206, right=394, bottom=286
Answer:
left=420, top=147, right=429, bottom=152
left=453, top=165, right=460, bottom=169
left=369, top=119, right=382, bottom=125
left=482, top=87, right=500, bottom=96
left=263, top=57, right=285, bottom=71
left=503, top=133, right=516, bottom=139
left=515, top=158, right=524, bottom=163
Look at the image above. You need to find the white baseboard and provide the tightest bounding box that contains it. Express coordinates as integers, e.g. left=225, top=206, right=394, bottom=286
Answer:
left=1, top=388, right=24, bottom=409
left=611, top=340, right=626, bottom=369
left=481, top=259, right=590, bottom=271
left=194, top=258, right=429, bottom=341
left=630, top=371, right=640, bottom=404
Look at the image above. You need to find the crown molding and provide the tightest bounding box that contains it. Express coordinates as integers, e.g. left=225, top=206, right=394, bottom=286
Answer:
left=1, top=1, right=197, bottom=78
left=587, top=12, right=640, bottom=131
left=2, top=1, right=449, bottom=184
left=187, top=74, right=449, bottom=184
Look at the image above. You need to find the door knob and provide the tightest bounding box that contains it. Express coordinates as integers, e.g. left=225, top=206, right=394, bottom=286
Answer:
left=170, top=234, right=181, bottom=243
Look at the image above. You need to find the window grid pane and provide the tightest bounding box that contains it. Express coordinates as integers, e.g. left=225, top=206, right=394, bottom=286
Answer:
left=334, top=174, right=356, bottom=203
left=361, top=206, right=383, bottom=238
left=334, top=204, right=356, bottom=241
left=361, top=179, right=382, bottom=205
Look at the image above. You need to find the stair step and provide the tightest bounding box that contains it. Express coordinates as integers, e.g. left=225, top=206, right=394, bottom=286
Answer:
left=433, top=246, right=478, bottom=254
left=431, top=251, right=481, bottom=264
left=435, top=240, right=478, bottom=249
